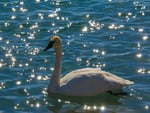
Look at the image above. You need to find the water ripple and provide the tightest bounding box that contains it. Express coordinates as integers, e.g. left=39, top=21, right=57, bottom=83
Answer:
left=0, top=0, right=150, bottom=113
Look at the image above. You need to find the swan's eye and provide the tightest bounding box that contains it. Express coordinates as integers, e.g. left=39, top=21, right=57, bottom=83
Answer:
left=43, top=40, right=55, bottom=51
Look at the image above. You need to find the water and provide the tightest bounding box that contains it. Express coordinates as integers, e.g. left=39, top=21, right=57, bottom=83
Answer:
left=0, top=0, right=150, bottom=112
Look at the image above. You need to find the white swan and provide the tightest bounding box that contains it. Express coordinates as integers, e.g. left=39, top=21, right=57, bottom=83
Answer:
left=44, top=36, right=134, bottom=96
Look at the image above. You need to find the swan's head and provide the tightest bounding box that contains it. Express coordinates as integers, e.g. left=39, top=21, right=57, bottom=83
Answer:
left=44, top=36, right=62, bottom=51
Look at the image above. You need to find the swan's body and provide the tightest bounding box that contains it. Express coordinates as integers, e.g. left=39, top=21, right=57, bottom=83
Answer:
left=44, top=36, right=134, bottom=96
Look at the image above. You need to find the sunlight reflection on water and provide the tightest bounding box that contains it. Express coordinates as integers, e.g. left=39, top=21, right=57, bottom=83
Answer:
left=0, top=0, right=150, bottom=113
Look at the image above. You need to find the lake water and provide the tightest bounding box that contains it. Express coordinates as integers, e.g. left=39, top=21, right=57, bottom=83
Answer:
left=0, top=0, right=150, bottom=113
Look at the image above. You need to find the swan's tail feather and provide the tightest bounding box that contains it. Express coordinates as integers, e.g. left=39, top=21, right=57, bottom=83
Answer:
left=124, top=80, right=134, bottom=85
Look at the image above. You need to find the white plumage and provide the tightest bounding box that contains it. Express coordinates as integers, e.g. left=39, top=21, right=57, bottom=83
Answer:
left=44, top=36, right=134, bottom=96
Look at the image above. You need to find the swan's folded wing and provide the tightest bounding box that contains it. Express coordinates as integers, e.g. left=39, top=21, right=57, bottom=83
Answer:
left=58, top=68, right=134, bottom=96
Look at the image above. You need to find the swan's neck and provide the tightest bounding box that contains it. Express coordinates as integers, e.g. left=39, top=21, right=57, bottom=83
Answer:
left=49, top=47, right=62, bottom=92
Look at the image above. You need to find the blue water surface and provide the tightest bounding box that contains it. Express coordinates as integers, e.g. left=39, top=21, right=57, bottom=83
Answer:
left=0, top=0, right=150, bottom=113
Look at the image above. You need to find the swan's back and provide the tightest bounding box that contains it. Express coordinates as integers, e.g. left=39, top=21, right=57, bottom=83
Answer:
left=58, top=68, right=133, bottom=96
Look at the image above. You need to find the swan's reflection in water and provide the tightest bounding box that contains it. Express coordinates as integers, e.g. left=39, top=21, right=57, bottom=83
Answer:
left=47, top=92, right=131, bottom=113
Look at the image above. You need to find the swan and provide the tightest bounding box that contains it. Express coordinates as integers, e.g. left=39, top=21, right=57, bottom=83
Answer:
left=44, top=36, right=134, bottom=96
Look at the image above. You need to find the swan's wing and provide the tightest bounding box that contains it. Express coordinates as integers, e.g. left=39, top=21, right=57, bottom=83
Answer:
left=61, top=68, right=133, bottom=86
left=60, top=68, right=101, bottom=83
left=102, top=70, right=134, bottom=84
left=59, top=68, right=107, bottom=95
left=59, top=68, right=133, bottom=96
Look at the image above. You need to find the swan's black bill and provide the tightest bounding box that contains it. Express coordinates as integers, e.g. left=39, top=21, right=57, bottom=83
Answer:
left=43, top=40, right=55, bottom=51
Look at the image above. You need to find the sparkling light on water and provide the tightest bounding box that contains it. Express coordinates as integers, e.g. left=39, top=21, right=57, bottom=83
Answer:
left=16, top=81, right=22, bottom=85
left=93, top=49, right=99, bottom=53
left=101, top=51, right=106, bottom=56
left=0, top=37, right=3, bottom=41
left=138, top=28, right=144, bottom=32
left=108, top=24, right=117, bottom=29
left=0, top=62, right=4, bottom=68
left=136, top=53, right=142, bottom=58
left=11, top=15, right=16, bottom=19
left=37, top=75, right=42, bottom=80
left=76, top=58, right=82, bottom=62
left=142, top=36, right=148, bottom=41
left=100, top=105, right=106, bottom=111
left=12, top=7, right=16, bottom=12
left=14, top=104, right=20, bottom=110
left=36, top=103, right=41, bottom=108
left=24, top=89, right=30, bottom=95
left=35, top=0, right=40, bottom=3
left=4, top=22, right=10, bottom=27
left=82, top=26, right=88, bottom=32
left=0, top=82, right=6, bottom=89
left=145, top=105, right=149, bottom=110
left=0, top=0, right=149, bottom=112
left=83, top=105, right=106, bottom=112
